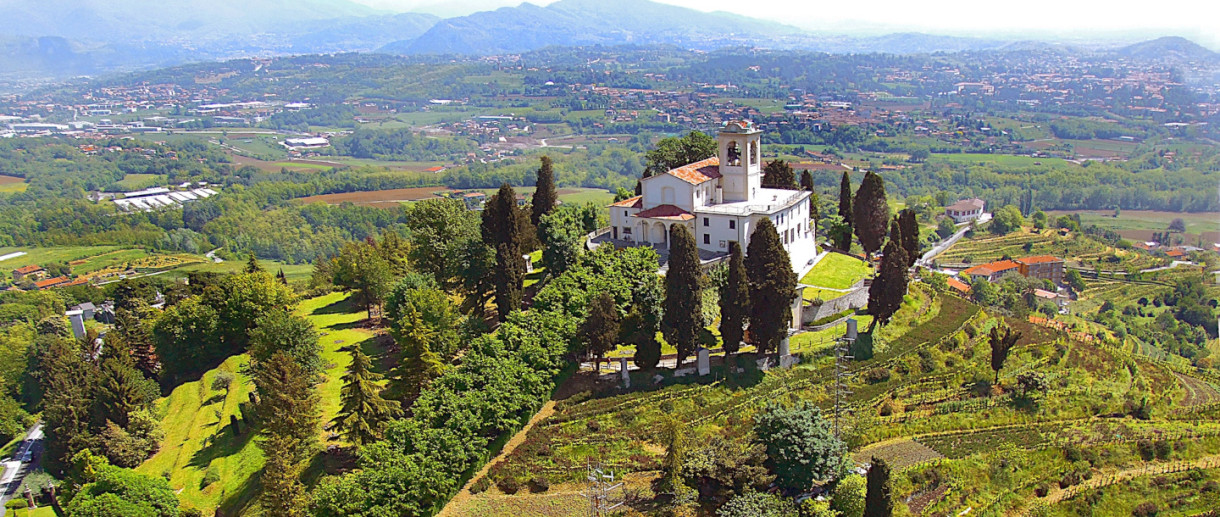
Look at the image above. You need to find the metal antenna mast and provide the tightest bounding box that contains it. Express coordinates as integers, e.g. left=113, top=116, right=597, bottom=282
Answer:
left=833, top=317, right=858, bottom=439
left=581, top=462, right=625, bottom=516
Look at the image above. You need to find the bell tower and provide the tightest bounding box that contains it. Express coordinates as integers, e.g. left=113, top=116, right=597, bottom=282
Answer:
left=716, top=120, right=762, bottom=202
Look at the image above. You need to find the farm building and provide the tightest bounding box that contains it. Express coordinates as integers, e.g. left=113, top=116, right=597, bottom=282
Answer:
left=12, top=265, right=46, bottom=283
left=283, top=137, right=330, bottom=150
left=945, top=198, right=985, bottom=223
left=113, top=187, right=217, bottom=212
left=962, top=255, right=1064, bottom=285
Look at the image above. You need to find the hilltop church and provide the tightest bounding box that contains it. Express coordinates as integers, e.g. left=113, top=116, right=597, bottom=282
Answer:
left=608, top=121, right=817, bottom=273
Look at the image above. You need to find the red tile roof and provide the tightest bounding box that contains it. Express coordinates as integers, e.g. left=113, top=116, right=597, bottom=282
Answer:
left=33, top=276, right=69, bottom=289
left=962, top=260, right=1021, bottom=277
left=13, top=265, right=44, bottom=275
left=634, top=204, right=695, bottom=221
left=610, top=195, right=643, bottom=208
left=946, top=277, right=971, bottom=293
left=61, top=277, right=90, bottom=288
left=1017, top=255, right=1062, bottom=265
left=663, top=157, right=721, bottom=185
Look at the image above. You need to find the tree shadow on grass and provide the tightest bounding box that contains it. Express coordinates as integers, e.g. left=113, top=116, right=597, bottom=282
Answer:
left=217, top=464, right=262, bottom=517
left=323, top=320, right=370, bottom=332
left=311, top=296, right=358, bottom=316
left=188, top=417, right=255, bottom=471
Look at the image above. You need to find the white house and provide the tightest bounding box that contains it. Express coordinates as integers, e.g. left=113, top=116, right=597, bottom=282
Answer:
left=945, top=198, right=985, bottom=223
left=608, top=121, right=817, bottom=273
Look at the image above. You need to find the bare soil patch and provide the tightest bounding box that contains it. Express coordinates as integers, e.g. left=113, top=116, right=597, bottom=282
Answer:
left=298, top=187, right=454, bottom=207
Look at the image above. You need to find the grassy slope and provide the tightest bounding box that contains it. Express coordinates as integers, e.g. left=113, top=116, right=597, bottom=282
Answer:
left=137, top=291, right=375, bottom=515
left=800, top=252, right=872, bottom=289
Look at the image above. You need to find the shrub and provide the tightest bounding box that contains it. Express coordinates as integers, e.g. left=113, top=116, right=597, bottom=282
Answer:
left=5, top=498, right=28, bottom=509
left=1063, top=444, right=1082, bottom=462
left=586, top=419, right=601, bottom=432
left=497, top=476, right=521, bottom=494
left=1137, top=439, right=1155, bottom=461
left=529, top=476, right=550, bottom=493
left=470, top=476, right=491, bottom=494
left=1132, top=502, right=1158, bottom=517
left=181, top=509, right=204, bottom=517
left=1034, top=483, right=1049, bottom=497
left=863, top=367, right=891, bottom=384
left=1154, top=440, right=1171, bottom=460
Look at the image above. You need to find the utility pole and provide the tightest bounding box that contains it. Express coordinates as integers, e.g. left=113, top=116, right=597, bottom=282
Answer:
left=581, top=462, right=624, bottom=516
left=833, top=318, right=857, bottom=440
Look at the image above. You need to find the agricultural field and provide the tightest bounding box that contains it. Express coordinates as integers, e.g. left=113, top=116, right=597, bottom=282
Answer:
left=297, top=187, right=454, bottom=207
left=114, top=173, right=164, bottom=191
left=138, top=292, right=384, bottom=515
left=934, top=226, right=1166, bottom=271
left=442, top=281, right=1220, bottom=516
left=1047, top=209, right=1220, bottom=244
left=0, top=174, right=26, bottom=193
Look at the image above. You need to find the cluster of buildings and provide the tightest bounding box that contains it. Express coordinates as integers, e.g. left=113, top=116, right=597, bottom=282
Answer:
left=960, top=255, right=1066, bottom=284
left=9, top=265, right=89, bottom=291
left=111, top=185, right=218, bottom=212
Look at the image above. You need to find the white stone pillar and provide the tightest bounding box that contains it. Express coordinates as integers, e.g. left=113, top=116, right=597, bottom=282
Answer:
left=696, top=348, right=710, bottom=376
left=66, top=310, right=86, bottom=340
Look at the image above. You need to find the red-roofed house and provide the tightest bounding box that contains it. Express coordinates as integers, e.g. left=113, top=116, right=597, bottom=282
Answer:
left=1016, top=255, right=1064, bottom=284
left=962, top=260, right=1022, bottom=282
left=946, top=277, right=971, bottom=294
left=12, top=265, right=46, bottom=283
left=607, top=120, right=815, bottom=272
left=33, top=276, right=70, bottom=290
left=945, top=198, right=985, bottom=223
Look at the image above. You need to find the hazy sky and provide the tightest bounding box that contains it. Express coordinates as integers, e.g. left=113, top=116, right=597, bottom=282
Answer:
left=352, top=0, right=1220, bottom=48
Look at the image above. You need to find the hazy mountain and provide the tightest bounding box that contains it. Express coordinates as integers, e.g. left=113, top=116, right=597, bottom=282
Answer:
left=382, top=0, right=805, bottom=55
left=1115, top=36, right=1219, bottom=62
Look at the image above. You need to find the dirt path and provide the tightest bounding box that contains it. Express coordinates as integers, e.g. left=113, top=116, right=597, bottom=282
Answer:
left=438, top=400, right=558, bottom=517
left=1039, top=453, right=1220, bottom=507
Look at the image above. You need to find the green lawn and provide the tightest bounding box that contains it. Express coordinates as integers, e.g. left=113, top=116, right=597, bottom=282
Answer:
left=115, top=173, right=163, bottom=190
left=169, top=260, right=314, bottom=283
left=137, top=291, right=378, bottom=515
left=800, top=253, right=872, bottom=290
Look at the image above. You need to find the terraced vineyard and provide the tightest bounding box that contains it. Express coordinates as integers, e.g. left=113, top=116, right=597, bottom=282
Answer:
left=1175, top=372, right=1220, bottom=407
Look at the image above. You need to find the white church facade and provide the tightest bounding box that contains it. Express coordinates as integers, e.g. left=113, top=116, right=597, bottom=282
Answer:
left=608, top=121, right=817, bottom=273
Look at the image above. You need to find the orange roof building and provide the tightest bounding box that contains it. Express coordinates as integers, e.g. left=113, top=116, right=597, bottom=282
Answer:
left=33, top=276, right=70, bottom=290
left=962, top=260, right=1021, bottom=282
left=946, top=277, right=971, bottom=294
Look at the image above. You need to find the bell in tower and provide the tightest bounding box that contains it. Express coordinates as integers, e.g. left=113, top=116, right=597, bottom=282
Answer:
left=716, top=120, right=762, bottom=202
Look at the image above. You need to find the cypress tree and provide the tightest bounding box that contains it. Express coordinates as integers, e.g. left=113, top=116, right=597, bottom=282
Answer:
left=800, top=170, right=818, bottom=222
left=852, top=170, right=889, bottom=258
left=719, top=241, right=749, bottom=358
left=762, top=160, right=797, bottom=189
left=663, top=224, right=704, bottom=367
left=482, top=183, right=525, bottom=321
left=745, top=219, right=797, bottom=353
left=582, top=292, right=620, bottom=371
left=867, top=233, right=908, bottom=327
left=838, top=171, right=853, bottom=232
left=531, top=156, right=557, bottom=231
left=865, top=457, right=893, bottom=517
left=276, top=268, right=288, bottom=285
left=334, top=345, right=402, bottom=447
left=898, top=209, right=920, bottom=267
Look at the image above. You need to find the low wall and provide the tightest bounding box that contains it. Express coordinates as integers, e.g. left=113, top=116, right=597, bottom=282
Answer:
left=801, top=280, right=868, bottom=325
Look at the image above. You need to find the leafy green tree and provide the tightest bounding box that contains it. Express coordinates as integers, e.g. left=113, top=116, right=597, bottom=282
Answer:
left=865, top=457, right=893, bottom=517
left=745, top=219, right=796, bottom=354
left=664, top=224, right=704, bottom=366
left=898, top=209, right=920, bottom=267
left=717, top=491, right=796, bottom=517
left=936, top=217, right=957, bottom=239
left=248, top=308, right=322, bottom=380
left=1031, top=210, right=1048, bottom=230
left=332, top=240, right=393, bottom=320
left=334, top=345, right=401, bottom=447
left=405, top=198, right=480, bottom=287
left=39, top=338, right=97, bottom=474
left=754, top=401, right=845, bottom=492
left=719, top=241, right=750, bottom=357
left=385, top=283, right=462, bottom=360
left=539, top=205, right=585, bottom=277
left=838, top=171, right=853, bottom=234
left=989, top=205, right=1025, bottom=234
left=868, top=224, right=909, bottom=327
left=581, top=292, right=620, bottom=370
left=645, top=131, right=716, bottom=174
left=657, top=416, right=695, bottom=501
left=1065, top=269, right=1086, bottom=292
left=831, top=474, right=866, bottom=517
left=67, top=461, right=180, bottom=517
left=852, top=170, right=889, bottom=258
left=762, top=160, right=797, bottom=190
left=824, top=213, right=853, bottom=251
left=531, top=155, right=558, bottom=232
left=989, top=323, right=1021, bottom=385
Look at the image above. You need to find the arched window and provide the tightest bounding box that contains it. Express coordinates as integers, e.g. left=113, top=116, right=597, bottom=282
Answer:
left=726, top=141, right=741, bottom=166
left=749, top=141, right=758, bottom=165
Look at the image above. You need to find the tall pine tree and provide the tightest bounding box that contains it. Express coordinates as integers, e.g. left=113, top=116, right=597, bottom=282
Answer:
left=390, top=306, right=444, bottom=403
left=254, top=352, right=319, bottom=517
left=531, top=156, right=557, bottom=232
left=853, top=170, right=889, bottom=258
left=334, top=345, right=402, bottom=447
left=898, top=209, right=920, bottom=267
left=719, top=241, right=749, bottom=358
left=663, top=224, right=704, bottom=367
left=745, top=219, right=797, bottom=353
left=838, top=171, right=853, bottom=233
left=865, top=457, right=893, bottom=517
left=867, top=224, right=908, bottom=327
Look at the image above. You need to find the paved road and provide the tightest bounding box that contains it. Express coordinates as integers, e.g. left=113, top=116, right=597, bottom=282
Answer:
left=0, top=422, right=44, bottom=507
